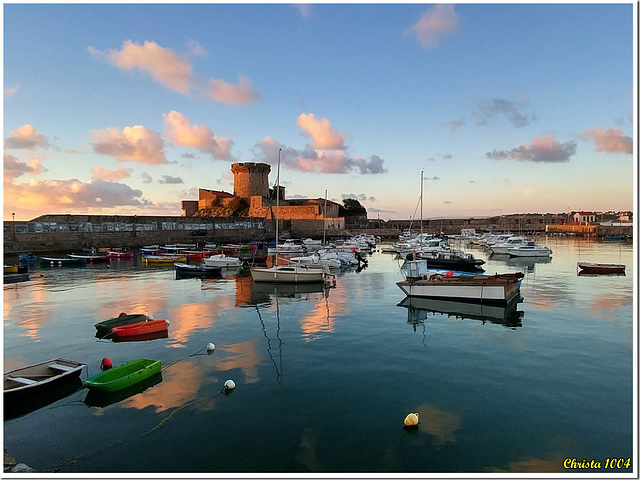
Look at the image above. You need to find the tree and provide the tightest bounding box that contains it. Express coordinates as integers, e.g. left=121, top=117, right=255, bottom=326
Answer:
left=340, top=198, right=367, bottom=217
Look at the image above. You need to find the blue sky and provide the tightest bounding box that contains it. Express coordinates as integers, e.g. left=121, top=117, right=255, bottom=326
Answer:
left=3, top=2, right=636, bottom=222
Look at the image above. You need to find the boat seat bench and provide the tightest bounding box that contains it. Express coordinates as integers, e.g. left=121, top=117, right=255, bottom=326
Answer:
left=48, top=363, right=75, bottom=372
left=9, top=376, right=38, bottom=385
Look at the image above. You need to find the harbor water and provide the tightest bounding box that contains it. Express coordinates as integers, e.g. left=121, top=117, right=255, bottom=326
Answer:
left=3, top=237, right=635, bottom=474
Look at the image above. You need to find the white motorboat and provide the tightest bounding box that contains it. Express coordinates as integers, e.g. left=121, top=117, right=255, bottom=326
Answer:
left=397, top=259, right=523, bottom=305
left=490, top=236, right=527, bottom=255
left=204, top=254, right=244, bottom=268
left=506, top=241, right=552, bottom=258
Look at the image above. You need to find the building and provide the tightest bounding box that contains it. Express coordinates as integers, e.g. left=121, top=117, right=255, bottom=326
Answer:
left=574, top=211, right=596, bottom=224
left=181, top=162, right=342, bottom=224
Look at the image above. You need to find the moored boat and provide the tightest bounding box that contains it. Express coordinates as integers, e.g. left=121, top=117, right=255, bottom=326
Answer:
left=4, top=273, right=30, bottom=284
left=397, top=258, right=523, bottom=305
left=174, top=262, right=222, bottom=277
left=83, top=358, right=162, bottom=393
left=142, top=254, right=186, bottom=264
left=110, top=319, right=168, bottom=338
left=204, top=253, right=244, bottom=268
left=68, top=253, right=109, bottom=263
left=18, top=253, right=37, bottom=264
left=577, top=262, right=626, bottom=274
left=94, top=312, right=149, bottom=333
left=506, top=241, right=551, bottom=258
left=107, top=250, right=134, bottom=260
left=4, top=358, right=86, bottom=400
left=39, top=256, right=86, bottom=267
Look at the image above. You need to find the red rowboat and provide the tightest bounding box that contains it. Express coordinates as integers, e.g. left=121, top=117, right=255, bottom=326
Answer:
left=577, top=262, right=626, bottom=274
left=110, top=319, right=169, bottom=337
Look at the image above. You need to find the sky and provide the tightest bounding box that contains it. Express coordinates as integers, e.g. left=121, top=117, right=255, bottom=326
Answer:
left=2, top=2, right=636, bottom=222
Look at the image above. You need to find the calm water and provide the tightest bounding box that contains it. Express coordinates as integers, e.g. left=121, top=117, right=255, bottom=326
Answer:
left=3, top=237, right=635, bottom=474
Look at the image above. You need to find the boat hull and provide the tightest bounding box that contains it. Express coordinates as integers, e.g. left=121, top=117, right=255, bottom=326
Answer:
left=95, top=313, right=149, bottom=333
left=4, top=358, right=85, bottom=401
left=251, top=265, right=326, bottom=283
left=175, top=262, right=222, bottom=277
left=577, top=262, right=626, bottom=274
left=396, top=273, right=523, bottom=305
left=83, top=358, right=162, bottom=393
left=110, top=319, right=168, bottom=337
left=204, top=254, right=244, bottom=268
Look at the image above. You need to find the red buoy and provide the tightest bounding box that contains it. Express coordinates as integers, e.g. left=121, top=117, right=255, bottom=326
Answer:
left=101, top=357, right=113, bottom=370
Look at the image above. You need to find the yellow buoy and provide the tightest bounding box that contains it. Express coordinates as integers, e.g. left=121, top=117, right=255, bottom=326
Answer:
left=403, top=412, right=419, bottom=427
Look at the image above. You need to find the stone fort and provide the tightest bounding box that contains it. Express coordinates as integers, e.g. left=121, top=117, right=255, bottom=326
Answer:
left=181, top=162, right=342, bottom=222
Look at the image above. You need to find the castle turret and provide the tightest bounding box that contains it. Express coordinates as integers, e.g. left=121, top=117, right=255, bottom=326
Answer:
left=231, top=162, right=271, bottom=199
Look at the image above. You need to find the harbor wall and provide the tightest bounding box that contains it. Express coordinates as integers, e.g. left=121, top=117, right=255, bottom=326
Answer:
left=3, top=213, right=632, bottom=255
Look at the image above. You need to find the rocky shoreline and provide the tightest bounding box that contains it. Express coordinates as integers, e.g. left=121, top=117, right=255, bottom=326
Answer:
left=4, top=451, right=34, bottom=473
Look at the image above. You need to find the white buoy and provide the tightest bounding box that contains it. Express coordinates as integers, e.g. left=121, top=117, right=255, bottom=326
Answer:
left=148, top=315, right=154, bottom=321
left=206, top=342, right=215, bottom=352
left=223, top=379, right=236, bottom=391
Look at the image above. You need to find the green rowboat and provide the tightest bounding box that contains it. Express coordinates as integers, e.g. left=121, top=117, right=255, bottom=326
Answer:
left=94, top=313, right=148, bottom=334
left=84, top=358, right=162, bottom=393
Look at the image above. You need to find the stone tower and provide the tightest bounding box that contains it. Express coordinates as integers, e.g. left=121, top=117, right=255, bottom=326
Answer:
left=231, top=162, right=271, bottom=199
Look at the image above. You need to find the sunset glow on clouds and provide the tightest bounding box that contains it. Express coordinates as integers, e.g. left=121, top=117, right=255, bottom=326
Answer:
left=91, top=125, right=167, bottom=165
left=3, top=4, right=634, bottom=220
left=163, top=110, right=233, bottom=160
left=405, top=4, right=459, bottom=50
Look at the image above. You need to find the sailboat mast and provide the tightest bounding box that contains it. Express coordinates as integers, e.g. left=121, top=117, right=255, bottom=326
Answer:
left=420, top=170, right=424, bottom=238
left=275, top=148, right=281, bottom=267
left=323, top=189, right=327, bottom=246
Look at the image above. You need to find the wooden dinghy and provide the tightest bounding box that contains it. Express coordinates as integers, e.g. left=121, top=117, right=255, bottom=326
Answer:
left=94, top=313, right=149, bottom=334
left=4, top=358, right=85, bottom=400
left=83, top=358, right=162, bottom=393
left=110, top=319, right=168, bottom=338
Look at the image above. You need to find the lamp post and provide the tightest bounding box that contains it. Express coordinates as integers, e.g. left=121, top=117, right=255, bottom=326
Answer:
left=12, top=212, right=16, bottom=241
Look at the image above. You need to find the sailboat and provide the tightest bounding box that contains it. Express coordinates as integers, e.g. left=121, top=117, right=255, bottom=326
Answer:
left=250, top=149, right=327, bottom=284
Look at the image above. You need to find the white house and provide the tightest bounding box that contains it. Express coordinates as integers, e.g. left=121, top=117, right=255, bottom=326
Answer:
left=574, top=211, right=596, bottom=224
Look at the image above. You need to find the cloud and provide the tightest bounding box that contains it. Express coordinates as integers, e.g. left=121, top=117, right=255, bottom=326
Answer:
left=581, top=127, right=632, bottom=154
left=5, top=178, right=152, bottom=211
left=185, top=39, right=206, bottom=58
left=473, top=97, right=534, bottom=127
left=163, top=110, right=233, bottom=160
left=293, top=4, right=313, bottom=18
left=342, top=193, right=368, bottom=202
left=486, top=136, right=577, bottom=163
left=91, top=125, right=167, bottom=164
left=91, top=40, right=193, bottom=94
left=158, top=175, right=184, bottom=184
left=446, top=118, right=464, bottom=131
left=4, top=153, right=47, bottom=181
left=297, top=113, right=346, bottom=150
left=140, top=172, right=153, bottom=184
left=90, top=166, right=133, bottom=181
left=4, top=124, right=50, bottom=150
left=208, top=76, right=261, bottom=105
left=405, top=4, right=459, bottom=51
left=253, top=137, right=387, bottom=175
left=4, top=84, right=19, bottom=98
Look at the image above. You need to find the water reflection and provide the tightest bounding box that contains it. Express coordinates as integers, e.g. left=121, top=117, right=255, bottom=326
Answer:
left=84, top=372, right=163, bottom=408
left=5, top=377, right=84, bottom=420
left=397, top=296, right=524, bottom=329
left=244, top=282, right=330, bottom=307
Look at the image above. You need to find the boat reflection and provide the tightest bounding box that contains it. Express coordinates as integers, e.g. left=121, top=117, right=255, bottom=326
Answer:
left=504, top=256, right=552, bottom=271
left=243, top=281, right=330, bottom=307
left=397, top=296, right=524, bottom=329
left=110, top=330, right=169, bottom=343
left=83, top=372, right=163, bottom=408
left=4, top=377, right=84, bottom=420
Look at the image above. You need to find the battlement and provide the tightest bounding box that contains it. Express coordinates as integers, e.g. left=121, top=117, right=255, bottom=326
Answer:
left=231, top=162, right=271, bottom=198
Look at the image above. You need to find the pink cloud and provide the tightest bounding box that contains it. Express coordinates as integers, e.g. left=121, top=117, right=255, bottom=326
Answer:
left=4, top=84, right=19, bottom=98
left=4, top=153, right=47, bottom=182
left=4, top=124, right=49, bottom=150
left=90, top=166, right=133, bottom=181
left=208, top=76, right=260, bottom=105
left=94, top=40, right=193, bottom=94
left=91, top=125, right=167, bottom=165
left=581, top=127, right=632, bottom=154
left=296, top=113, right=346, bottom=150
left=163, top=110, right=233, bottom=160
left=405, top=4, right=459, bottom=50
